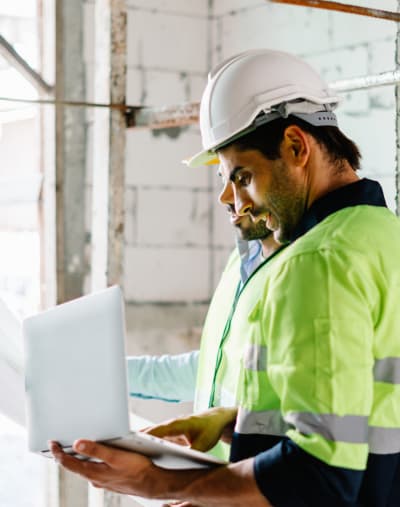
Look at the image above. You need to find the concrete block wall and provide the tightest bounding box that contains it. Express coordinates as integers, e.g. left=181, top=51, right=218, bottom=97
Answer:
left=123, top=2, right=234, bottom=379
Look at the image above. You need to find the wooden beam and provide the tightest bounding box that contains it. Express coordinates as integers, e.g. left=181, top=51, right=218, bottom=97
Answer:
left=90, top=4, right=127, bottom=504
left=91, top=0, right=127, bottom=294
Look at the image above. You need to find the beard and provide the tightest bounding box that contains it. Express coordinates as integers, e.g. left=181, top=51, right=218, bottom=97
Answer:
left=235, top=220, right=272, bottom=241
left=252, top=159, right=307, bottom=244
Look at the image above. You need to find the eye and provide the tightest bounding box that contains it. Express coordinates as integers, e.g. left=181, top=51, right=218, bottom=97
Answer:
left=235, top=171, right=251, bottom=186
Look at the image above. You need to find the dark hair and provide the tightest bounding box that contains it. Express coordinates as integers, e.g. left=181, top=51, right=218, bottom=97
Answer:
left=230, top=115, right=361, bottom=171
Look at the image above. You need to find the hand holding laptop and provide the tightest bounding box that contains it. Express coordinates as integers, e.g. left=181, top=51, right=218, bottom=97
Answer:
left=23, top=286, right=227, bottom=469
left=48, top=405, right=234, bottom=504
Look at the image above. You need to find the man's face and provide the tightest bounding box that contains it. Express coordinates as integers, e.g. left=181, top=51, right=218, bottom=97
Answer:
left=217, top=144, right=307, bottom=244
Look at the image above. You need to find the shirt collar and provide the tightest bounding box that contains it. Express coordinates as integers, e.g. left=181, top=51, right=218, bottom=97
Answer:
left=236, top=238, right=263, bottom=284
left=291, top=178, right=387, bottom=241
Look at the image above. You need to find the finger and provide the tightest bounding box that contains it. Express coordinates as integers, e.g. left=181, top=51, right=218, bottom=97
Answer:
left=146, top=420, right=188, bottom=439
left=49, top=441, right=107, bottom=477
left=72, top=440, right=124, bottom=466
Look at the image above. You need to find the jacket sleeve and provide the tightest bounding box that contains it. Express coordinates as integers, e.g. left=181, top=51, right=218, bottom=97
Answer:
left=126, top=350, right=199, bottom=402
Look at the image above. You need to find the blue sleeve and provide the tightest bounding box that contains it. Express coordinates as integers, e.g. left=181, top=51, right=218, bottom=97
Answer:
left=253, top=439, right=363, bottom=507
left=126, top=350, right=199, bottom=403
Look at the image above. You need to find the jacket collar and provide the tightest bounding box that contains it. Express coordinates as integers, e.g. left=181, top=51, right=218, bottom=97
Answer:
left=291, top=178, right=387, bottom=241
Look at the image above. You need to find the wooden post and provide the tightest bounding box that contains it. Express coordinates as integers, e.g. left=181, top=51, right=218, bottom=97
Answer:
left=90, top=1, right=127, bottom=505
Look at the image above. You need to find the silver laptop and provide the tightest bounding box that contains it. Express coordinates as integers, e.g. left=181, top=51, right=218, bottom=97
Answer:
left=23, top=286, right=226, bottom=469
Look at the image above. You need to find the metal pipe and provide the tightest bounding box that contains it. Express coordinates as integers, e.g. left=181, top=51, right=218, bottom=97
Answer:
left=0, top=34, right=54, bottom=95
left=0, top=96, right=128, bottom=110
left=331, top=69, right=400, bottom=92
left=0, top=67, right=398, bottom=129
left=270, top=0, right=400, bottom=23
left=127, top=102, right=200, bottom=129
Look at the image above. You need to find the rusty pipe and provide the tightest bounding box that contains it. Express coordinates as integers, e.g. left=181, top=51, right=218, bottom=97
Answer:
left=269, top=0, right=400, bottom=23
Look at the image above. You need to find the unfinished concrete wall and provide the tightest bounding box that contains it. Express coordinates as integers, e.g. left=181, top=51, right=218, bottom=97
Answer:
left=122, top=0, right=216, bottom=422
left=211, top=0, right=398, bottom=209
left=122, top=1, right=237, bottom=412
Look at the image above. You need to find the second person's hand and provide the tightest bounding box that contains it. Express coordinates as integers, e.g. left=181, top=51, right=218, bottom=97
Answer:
left=144, top=407, right=238, bottom=453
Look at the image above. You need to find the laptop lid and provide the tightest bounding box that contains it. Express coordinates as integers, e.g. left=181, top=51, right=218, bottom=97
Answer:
left=24, top=286, right=130, bottom=453
left=24, top=286, right=227, bottom=469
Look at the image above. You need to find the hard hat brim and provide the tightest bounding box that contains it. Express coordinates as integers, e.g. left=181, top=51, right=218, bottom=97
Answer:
left=183, top=149, right=220, bottom=168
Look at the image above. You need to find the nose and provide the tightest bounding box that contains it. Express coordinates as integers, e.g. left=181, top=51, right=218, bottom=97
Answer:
left=219, top=183, right=252, bottom=216
left=219, top=182, right=234, bottom=207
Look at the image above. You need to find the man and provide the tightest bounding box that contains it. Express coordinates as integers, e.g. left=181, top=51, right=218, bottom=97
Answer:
left=127, top=211, right=280, bottom=460
left=51, top=49, right=400, bottom=506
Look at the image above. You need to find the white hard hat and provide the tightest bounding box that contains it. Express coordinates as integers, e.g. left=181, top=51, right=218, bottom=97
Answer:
left=186, top=49, right=340, bottom=168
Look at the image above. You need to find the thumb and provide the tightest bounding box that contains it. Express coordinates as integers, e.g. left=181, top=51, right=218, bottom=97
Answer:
left=73, top=439, right=120, bottom=465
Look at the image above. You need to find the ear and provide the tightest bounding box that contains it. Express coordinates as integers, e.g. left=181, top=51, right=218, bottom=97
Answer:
left=281, top=125, right=310, bottom=168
